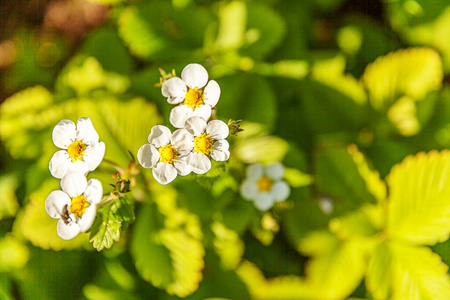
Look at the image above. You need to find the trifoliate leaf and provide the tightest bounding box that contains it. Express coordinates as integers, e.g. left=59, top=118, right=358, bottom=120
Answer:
left=15, top=180, right=88, bottom=251
left=0, top=174, right=20, bottom=220
left=89, top=197, right=135, bottom=251
left=366, top=242, right=392, bottom=300
left=390, top=242, right=450, bottom=300
left=362, top=48, right=443, bottom=110
left=236, top=260, right=315, bottom=300
left=386, top=150, right=450, bottom=245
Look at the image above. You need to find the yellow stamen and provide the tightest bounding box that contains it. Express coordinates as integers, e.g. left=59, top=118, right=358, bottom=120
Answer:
left=159, top=144, right=178, bottom=164
left=193, top=133, right=214, bottom=155
left=67, top=140, right=87, bottom=162
left=183, top=87, right=205, bottom=110
left=257, top=176, right=273, bottom=192
left=70, top=195, right=90, bottom=218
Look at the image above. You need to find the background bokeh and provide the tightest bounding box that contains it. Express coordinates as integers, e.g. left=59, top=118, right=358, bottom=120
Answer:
left=1, top=0, right=450, bottom=299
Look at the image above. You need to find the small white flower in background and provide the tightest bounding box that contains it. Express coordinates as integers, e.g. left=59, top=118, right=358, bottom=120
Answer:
left=49, top=117, right=105, bottom=179
left=162, top=63, right=221, bottom=128
left=45, top=171, right=103, bottom=240
left=184, top=116, right=230, bottom=174
left=137, top=125, right=193, bottom=185
left=240, top=163, right=291, bottom=211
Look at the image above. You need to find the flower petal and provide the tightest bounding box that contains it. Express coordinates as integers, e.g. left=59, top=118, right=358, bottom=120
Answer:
left=84, top=179, right=103, bottom=204
left=185, top=116, right=207, bottom=136
left=162, top=77, right=187, bottom=104
left=169, top=105, right=193, bottom=128
left=148, top=125, right=171, bottom=147
left=203, top=80, right=221, bottom=108
left=253, top=193, right=274, bottom=211
left=57, top=218, right=80, bottom=240
left=83, top=142, right=105, bottom=172
left=52, top=119, right=76, bottom=149
left=266, top=162, right=284, bottom=180
left=61, top=171, right=88, bottom=198
left=77, top=205, right=97, bottom=232
left=171, top=128, right=194, bottom=155
left=211, top=140, right=230, bottom=162
left=45, top=190, right=71, bottom=219
left=173, top=156, right=192, bottom=176
left=270, top=181, right=290, bottom=202
left=76, top=117, right=99, bottom=145
left=181, top=63, right=208, bottom=89
left=246, top=164, right=264, bottom=180
left=240, top=180, right=258, bottom=200
left=207, top=120, right=229, bottom=140
left=152, top=162, right=178, bottom=185
left=191, top=104, right=212, bottom=121
left=187, top=152, right=211, bottom=174
left=49, top=150, right=71, bottom=179
left=137, top=144, right=160, bottom=168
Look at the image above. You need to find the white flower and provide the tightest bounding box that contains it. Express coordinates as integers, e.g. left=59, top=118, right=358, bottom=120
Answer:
left=240, top=163, right=290, bottom=211
left=49, top=117, right=105, bottom=179
left=137, top=125, right=193, bottom=184
left=45, top=171, right=103, bottom=240
left=162, top=63, right=221, bottom=128
left=184, top=116, right=230, bottom=174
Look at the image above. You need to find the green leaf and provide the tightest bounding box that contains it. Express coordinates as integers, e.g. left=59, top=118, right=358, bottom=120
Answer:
left=386, top=150, right=450, bottom=245
left=390, top=242, right=450, bottom=300
left=362, top=48, right=443, bottom=110
left=0, top=235, right=29, bottom=272
left=217, top=73, right=278, bottom=130
left=211, top=221, right=244, bottom=269
left=299, top=78, right=367, bottom=134
left=81, top=27, right=134, bottom=74
left=241, top=2, right=286, bottom=59
left=315, top=145, right=377, bottom=216
left=215, top=1, right=247, bottom=51
left=366, top=242, right=392, bottom=300
left=89, top=197, right=134, bottom=251
left=233, top=135, right=289, bottom=165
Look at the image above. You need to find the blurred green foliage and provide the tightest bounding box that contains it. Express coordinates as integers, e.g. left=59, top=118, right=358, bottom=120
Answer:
left=1, top=0, right=450, bottom=299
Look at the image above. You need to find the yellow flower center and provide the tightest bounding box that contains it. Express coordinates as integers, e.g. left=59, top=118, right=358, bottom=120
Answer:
left=183, top=87, right=205, bottom=110
left=257, top=176, right=273, bottom=192
left=193, top=133, right=214, bottom=155
left=159, top=144, right=178, bottom=164
left=70, top=195, right=90, bottom=218
left=67, top=140, right=87, bottom=162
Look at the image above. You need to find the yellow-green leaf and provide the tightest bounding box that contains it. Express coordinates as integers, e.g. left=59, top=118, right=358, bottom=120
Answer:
left=0, top=235, right=29, bottom=272
left=386, top=150, right=450, bottom=245
left=0, top=174, right=20, bottom=219
left=366, top=241, right=392, bottom=300
left=211, top=221, right=244, bottom=269
left=391, top=243, right=450, bottom=300
left=362, top=48, right=443, bottom=110
left=233, top=135, right=289, bottom=164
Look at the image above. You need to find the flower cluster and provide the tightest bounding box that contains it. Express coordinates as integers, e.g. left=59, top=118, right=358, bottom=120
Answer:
left=240, top=163, right=290, bottom=211
left=137, top=64, right=230, bottom=184
left=45, top=117, right=105, bottom=240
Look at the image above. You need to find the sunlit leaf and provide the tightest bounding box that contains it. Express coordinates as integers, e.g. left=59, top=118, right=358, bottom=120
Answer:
left=236, top=260, right=315, bottom=300
left=362, top=47, right=443, bottom=110
left=233, top=135, right=289, bottom=164
left=215, top=1, right=247, bottom=51
left=300, top=236, right=369, bottom=300
left=386, top=150, right=450, bottom=245
left=390, top=242, right=450, bottom=300
left=211, top=221, right=244, bottom=269
left=366, top=242, right=392, bottom=300
left=0, top=174, right=20, bottom=219
left=0, top=235, right=29, bottom=272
